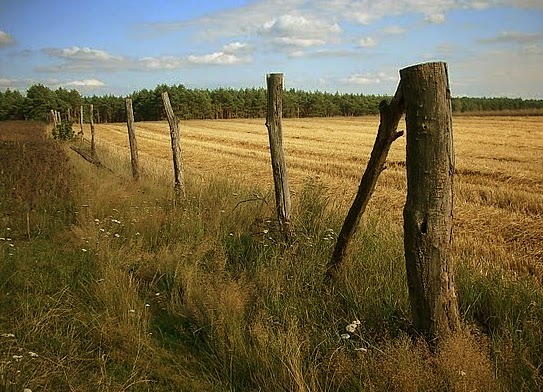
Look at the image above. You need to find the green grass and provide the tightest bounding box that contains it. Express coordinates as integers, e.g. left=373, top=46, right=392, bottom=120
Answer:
left=1, top=121, right=542, bottom=391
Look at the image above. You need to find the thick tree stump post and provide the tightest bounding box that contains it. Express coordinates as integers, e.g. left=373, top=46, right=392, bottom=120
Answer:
left=125, top=98, right=140, bottom=180
left=326, top=83, right=404, bottom=280
left=401, top=61, right=460, bottom=342
left=265, top=73, right=291, bottom=239
left=89, top=104, right=96, bottom=157
left=161, top=91, right=185, bottom=201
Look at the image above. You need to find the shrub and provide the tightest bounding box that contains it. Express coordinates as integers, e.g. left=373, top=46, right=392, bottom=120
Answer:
left=52, top=120, right=74, bottom=141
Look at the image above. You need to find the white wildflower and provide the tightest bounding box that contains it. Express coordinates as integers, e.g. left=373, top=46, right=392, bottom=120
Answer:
left=82, top=248, right=87, bottom=252
left=459, top=370, right=466, bottom=377
left=340, top=333, right=350, bottom=339
left=1, top=333, right=15, bottom=338
left=114, top=233, right=120, bottom=238
left=128, top=309, right=135, bottom=313
left=28, top=351, right=39, bottom=357
left=346, top=323, right=357, bottom=333
left=12, top=355, right=23, bottom=361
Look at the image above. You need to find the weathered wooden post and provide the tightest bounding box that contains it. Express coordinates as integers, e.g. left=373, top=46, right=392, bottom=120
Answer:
left=161, top=91, right=185, bottom=201
left=89, top=104, right=96, bottom=157
left=51, top=109, right=58, bottom=128
left=401, top=61, right=460, bottom=341
left=125, top=98, right=140, bottom=180
left=56, top=111, right=61, bottom=125
left=79, top=105, right=84, bottom=140
left=266, top=73, right=291, bottom=239
left=326, top=83, right=404, bottom=280
left=67, top=107, right=71, bottom=122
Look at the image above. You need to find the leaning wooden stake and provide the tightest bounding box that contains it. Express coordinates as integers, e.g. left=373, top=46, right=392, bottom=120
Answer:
left=401, top=61, right=460, bottom=342
left=89, top=104, right=96, bottom=157
left=56, top=111, right=62, bottom=125
left=265, top=73, right=291, bottom=239
left=161, top=91, right=185, bottom=201
left=125, top=98, right=140, bottom=180
left=326, top=83, right=405, bottom=280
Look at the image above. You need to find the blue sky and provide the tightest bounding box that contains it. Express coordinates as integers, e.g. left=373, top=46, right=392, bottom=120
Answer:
left=1, top=0, right=542, bottom=98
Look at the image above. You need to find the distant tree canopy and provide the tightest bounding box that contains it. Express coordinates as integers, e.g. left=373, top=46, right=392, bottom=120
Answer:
left=1, top=83, right=542, bottom=122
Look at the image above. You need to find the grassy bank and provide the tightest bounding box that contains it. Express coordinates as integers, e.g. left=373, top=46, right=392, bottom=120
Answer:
left=1, top=121, right=542, bottom=391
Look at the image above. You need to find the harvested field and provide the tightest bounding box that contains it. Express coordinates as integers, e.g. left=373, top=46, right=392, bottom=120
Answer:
left=92, top=116, right=543, bottom=280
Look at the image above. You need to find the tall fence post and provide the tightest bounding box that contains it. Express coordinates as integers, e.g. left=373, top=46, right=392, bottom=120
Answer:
left=161, top=91, right=185, bottom=201
left=266, top=73, right=291, bottom=239
left=125, top=98, right=140, bottom=181
left=51, top=109, right=58, bottom=128
left=401, top=61, right=460, bottom=342
left=89, top=104, right=96, bottom=157
left=56, top=111, right=61, bottom=125
left=79, top=105, right=84, bottom=140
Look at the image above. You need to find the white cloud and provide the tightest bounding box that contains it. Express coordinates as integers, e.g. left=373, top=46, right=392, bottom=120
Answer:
left=187, top=40, right=254, bottom=65
left=44, top=46, right=124, bottom=61
left=188, top=52, right=250, bottom=65
left=65, top=79, right=105, bottom=87
left=358, top=37, right=377, bottom=48
left=0, top=30, right=15, bottom=48
left=258, top=14, right=342, bottom=51
left=424, top=13, right=446, bottom=23
left=222, top=42, right=249, bottom=53
left=344, top=72, right=397, bottom=85
left=478, top=30, right=542, bottom=45
left=138, top=56, right=184, bottom=69
left=273, top=37, right=326, bottom=47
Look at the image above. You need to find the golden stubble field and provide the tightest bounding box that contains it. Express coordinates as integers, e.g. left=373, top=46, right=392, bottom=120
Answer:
left=91, top=116, right=543, bottom=281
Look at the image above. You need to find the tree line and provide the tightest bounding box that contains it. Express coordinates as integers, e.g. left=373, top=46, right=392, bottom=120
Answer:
left=1, top=83, right=542, bottom=123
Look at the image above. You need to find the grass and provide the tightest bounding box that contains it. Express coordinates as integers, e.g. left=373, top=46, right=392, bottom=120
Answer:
left=1, top=118, right=542, bottom=390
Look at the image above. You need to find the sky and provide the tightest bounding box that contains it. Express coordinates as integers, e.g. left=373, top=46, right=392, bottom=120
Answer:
left=1, top=0, right=542, bottom=98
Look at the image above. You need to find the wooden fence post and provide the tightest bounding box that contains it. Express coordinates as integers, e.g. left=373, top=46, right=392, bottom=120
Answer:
left=51, top=109, right=58, bottom=128
left=125, top=98, right=140, bottom=180
left=79, top=105, right=84, bottom=139
left=326, top=83, right=404, bottom=280
left=401, top=61, right=460, bottom=342
left=56, top=111, right=61, bottom=125
left=89, top=104, right=96, bottom=157
left=266, top=73, right=291, bottom=239
left=161, top=91, right=185, bottom=200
